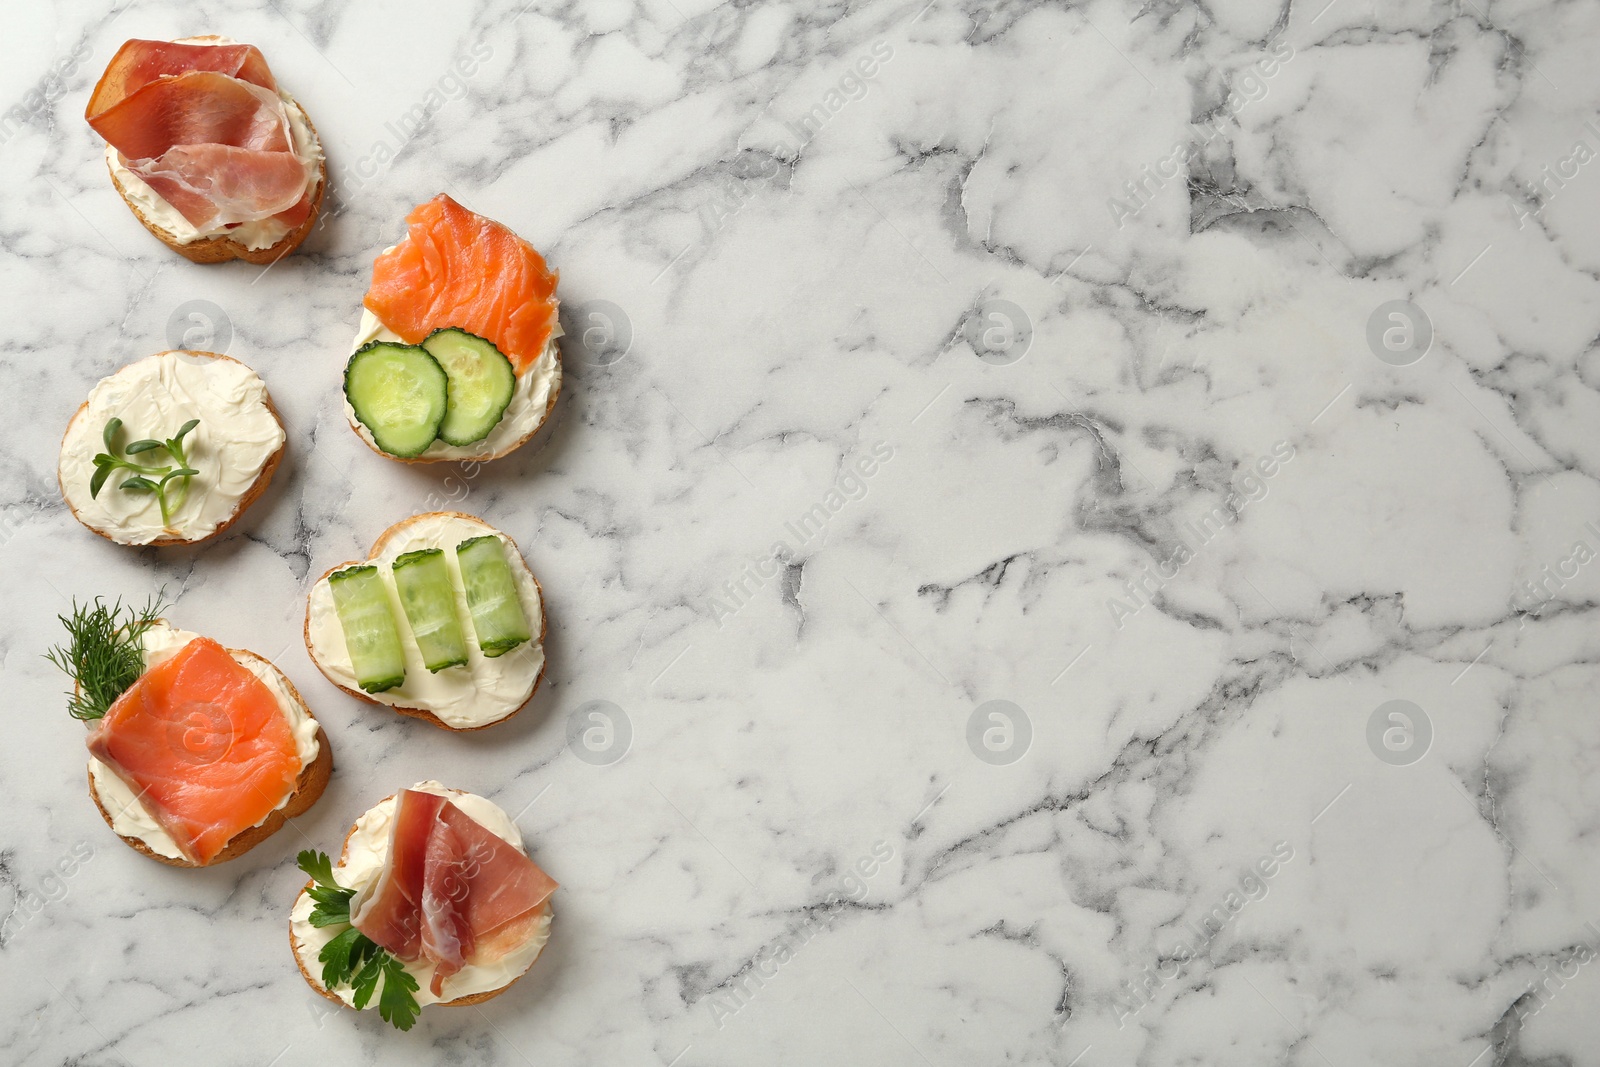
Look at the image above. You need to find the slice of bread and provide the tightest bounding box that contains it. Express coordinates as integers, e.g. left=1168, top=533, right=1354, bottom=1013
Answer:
left=290, top=789, right=551, bottom=1008
left=303, top=511, right=549, bottom=731
left=58, top=350, right=286, bottom=548
left=87, top=646, right=333, bottom=868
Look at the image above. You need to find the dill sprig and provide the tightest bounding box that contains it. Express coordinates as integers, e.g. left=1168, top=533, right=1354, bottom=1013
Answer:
left=44, top=593, right=166, bottom=720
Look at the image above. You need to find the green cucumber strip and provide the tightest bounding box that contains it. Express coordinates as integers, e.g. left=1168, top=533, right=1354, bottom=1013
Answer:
left=392, top=548, right=469, bottom=672
left=422, top=328, right=517, bottom=447
left=344, top=342, right=449, bottom=458
left=328, top=565, right=406, bottom=693
left=456, top=535, right=532, bottom=657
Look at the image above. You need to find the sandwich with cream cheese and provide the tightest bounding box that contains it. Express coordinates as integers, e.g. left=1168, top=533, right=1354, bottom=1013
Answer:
left=291, top=782, right=557, bottom=1028
left=58, top=350, right=285, bottom=546
left=342, top=195, right=562, bottom=463
left=304, top=511, right=547, bottom=730
left=47, top=597, right=331, bottom=868
left=85, top=36, right=326, bottom=264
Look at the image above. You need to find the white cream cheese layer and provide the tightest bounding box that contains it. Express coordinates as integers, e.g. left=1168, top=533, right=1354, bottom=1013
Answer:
left=290, top=781, right=553, bottom=1007
left=306, top=513, right=545, bottom=728
left=87, top=622, right=320, bottom=861
left=59, top=352, right=284, bottom=545
left=345, top=306, right=562, bottom=461
left=106, top=37, right=323, bottom=250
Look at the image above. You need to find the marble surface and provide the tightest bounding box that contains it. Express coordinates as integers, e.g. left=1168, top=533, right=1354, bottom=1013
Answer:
left=3, top=0, right=1600, bottom=1064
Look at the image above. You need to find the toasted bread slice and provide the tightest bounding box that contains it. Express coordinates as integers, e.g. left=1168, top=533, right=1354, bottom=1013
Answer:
left=58, top=351, right=286, bottom=547
left=290, top=788, right=552, bottom=1008
left=87, top=646, right=332, bottom=868
left=303, top=512, right=549, bottom=731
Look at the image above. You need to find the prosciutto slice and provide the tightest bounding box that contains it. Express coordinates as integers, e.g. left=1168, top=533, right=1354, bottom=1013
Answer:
left=133, top=143, right=310, bottom=231
left=352, top=790, right=558, bottom=996
left=85, top=40, right=312, bottom=230
left=86, top=40, right=276, bottom=118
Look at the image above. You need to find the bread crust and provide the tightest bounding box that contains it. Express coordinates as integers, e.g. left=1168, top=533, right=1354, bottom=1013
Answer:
left=105, top=78, right=326, bottom=266
left=346, top=346, right=563, bottom=465
left=86, top=646, right=333, bottom=867
left=58, top=350, right=286, bottom=548
left=302, top=511, right=549, bottom=731
left=289, top=789, right=550, bottom=1008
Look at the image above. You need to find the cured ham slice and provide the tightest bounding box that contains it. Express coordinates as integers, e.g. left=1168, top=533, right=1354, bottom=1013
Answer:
left=352, top=790, right=558, bottom=996
left=85, top=39, right=313, bottom=230
left=86, top=40, right=276, bottom=119
left=135, top=144, right=311, bottom=230
left=86, top=637, right=301, bottom=865
left=364, top=195, right=560, bottom=374
left=90, top=72, right=291, bottom=162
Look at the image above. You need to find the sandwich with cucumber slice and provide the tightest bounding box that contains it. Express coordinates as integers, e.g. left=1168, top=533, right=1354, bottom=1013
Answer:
left=343, top=195, right=562, bottom=463
left=304, top=511, right=547, bottom=730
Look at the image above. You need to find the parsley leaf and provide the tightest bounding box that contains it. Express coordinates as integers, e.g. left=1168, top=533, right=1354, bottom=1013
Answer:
left=297, top=849, right=342, bottom=889
left=296, top=850, right=422, bottom=1031
left=350, top=950, right=385, bottom=1011
left=318, top=925, right=365, bottom=991
left=378, top=956, right=422, bottom=1031
left=298, top=850, right=356, bottom=926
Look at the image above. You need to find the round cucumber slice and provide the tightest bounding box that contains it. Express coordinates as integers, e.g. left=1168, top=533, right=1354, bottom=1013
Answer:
left=344, top=341, right=449, bottom=458
left=422, top=328, right=518, bottom=446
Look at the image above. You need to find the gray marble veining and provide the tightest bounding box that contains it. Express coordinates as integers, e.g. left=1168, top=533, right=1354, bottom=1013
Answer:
left=3, top=0, right=1600, bottom=1064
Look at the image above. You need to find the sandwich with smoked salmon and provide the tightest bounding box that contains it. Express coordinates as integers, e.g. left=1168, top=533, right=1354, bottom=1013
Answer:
left=85, top=37, right=325, bottom=264
left=290, top=782, right=558, bottom=1028
left=303, top=511, right=547, bottom=730
left=58, top=350, right=286, bottom=546
left=47, top=594, right=331, bottom=867
left=343, top=194, right=562, bottom=462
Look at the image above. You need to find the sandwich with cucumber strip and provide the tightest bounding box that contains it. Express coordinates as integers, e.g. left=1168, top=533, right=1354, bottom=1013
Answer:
left=47, top=595, right=331, bottom=867
left=344, top=194, right=562, bottom=463
left=303, top=512, right=547, bottom=730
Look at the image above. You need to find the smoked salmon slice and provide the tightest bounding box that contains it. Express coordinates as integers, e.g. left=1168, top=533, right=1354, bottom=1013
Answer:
left=363, top=195, right=560, bottom=375
left=352, top=789, right=558, bottom=995
left=86, top=637, right=300, bottom=865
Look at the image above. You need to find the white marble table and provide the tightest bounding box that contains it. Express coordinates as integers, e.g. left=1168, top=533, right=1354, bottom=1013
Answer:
left=4, top=1, right=1599, bottom=1064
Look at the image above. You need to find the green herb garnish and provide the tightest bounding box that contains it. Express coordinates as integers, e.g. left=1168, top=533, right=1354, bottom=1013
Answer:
left=44, top=593, right=165, bottom=720
left=297, top=850, right=421, bottom=1031
left=91, top=417, right=201, bottom=531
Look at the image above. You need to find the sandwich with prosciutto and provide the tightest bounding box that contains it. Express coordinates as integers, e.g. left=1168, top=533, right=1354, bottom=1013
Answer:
left=84, top=36, right=325, bottom=264
left=291, top=782, right=558, bottom=1029
left=47, top=595, right=331, bottom=867
left=342, top=194, right=562, bottom=462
